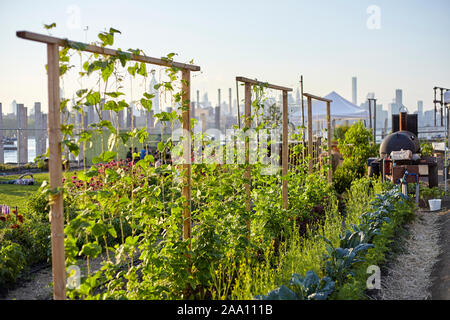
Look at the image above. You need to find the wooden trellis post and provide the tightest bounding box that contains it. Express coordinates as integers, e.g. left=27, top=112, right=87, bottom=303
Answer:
left=326, top=100, right=332, bottom=183
left=303, top=93, right=333, bottom=182
left=236, top=77, right=292, bottom=218
left=181, top=69, right=192, bottom=243
left=306, top=96, right=313, bottom=174
left=47, top=42, right=65, bottom=300
left=282, top=91, right=289, bottom=209
left=244, top=82, right=252, bottom=216
left=16, top=30, right=200, bottom=300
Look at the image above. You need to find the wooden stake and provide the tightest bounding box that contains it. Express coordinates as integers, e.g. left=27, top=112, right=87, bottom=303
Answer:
left=307, top=96, right=313, bottom=174
left=181, top=69, right=191, bottom=243
left=282, top=91, right=288, bottom=210
left=326, top=101, right=332, bottom=183
left=47, top=43, right=65, bottom=300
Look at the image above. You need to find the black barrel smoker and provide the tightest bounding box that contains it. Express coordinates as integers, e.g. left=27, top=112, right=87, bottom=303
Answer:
left=368, top=111, right=438, bottom=188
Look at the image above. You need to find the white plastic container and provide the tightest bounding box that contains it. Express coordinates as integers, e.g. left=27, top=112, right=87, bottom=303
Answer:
left=428, top=199, right=441, bottom=211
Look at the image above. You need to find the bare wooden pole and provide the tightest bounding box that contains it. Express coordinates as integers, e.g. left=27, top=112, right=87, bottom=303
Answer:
left=244, top=83, right=252, bottom=218
left=47, top=43, right=65, bottom=300
left=326, top=101, right=332, bottom=183
left=181, top=69, right=191, bottom=244
left=307, top=96, right=313, bottom=174
left=282, top=90, right=289, bottom=210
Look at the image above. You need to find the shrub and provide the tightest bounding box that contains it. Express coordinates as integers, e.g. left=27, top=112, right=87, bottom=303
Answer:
left=0, top=241, right=26, bottom=286
left=333, top=122, right=375, bottom=194
left=333, top=125, right=350, bottom=142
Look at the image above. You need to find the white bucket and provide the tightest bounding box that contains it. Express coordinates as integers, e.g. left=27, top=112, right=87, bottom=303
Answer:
left=428, top=199, right=441, bottom=211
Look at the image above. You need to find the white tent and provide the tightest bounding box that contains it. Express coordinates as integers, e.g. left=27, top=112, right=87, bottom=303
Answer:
left=444, top=90, right=450, bottom=104
left=291, top=91, right=368, bottom=124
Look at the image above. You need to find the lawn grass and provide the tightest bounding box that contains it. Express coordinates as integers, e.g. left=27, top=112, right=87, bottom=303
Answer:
left=0, top=172, right=50, bottom=208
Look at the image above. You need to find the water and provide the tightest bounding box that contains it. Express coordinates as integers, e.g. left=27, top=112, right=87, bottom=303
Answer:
left=2, top=138, right=48, bottom=164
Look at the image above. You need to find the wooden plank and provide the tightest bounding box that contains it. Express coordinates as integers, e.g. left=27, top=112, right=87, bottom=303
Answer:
left=307, top=96, right=313, bottom=174
left=181, top=69, right=191, bottom=243
left=236, top=76, right=292, bottom=92
left=327, top=101, right=332, bottom=183
left=16, top=31, right=200, bottom=72
left=303, top=92, right=332, bottom=103
left=282, top=91, right=288, bottom=209
left=47, top=43, right=66, bottom=300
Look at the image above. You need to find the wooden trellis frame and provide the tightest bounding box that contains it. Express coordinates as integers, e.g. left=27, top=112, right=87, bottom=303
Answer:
left=16, top=30, right=200, bottom=300
left=303, top=93, right=333, bottom=183
left=235, top=77, right=292, bottom=211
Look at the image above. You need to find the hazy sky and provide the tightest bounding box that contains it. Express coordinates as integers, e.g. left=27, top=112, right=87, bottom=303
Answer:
left=0, top=0, right=449, bottom=114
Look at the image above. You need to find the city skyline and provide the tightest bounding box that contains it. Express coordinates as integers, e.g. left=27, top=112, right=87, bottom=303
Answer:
left=0, top=0, right=449, bottom=114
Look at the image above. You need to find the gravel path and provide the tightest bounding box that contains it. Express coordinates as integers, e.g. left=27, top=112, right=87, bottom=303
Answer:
left=0, top=254, right=108, bottom=300
left=430, top=206, right=450, bottom=299
left=377, top=209, right=442, bottom=300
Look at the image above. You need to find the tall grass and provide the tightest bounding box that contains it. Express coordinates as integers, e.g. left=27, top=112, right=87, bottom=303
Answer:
left=210, top=178, right=388, bottom=300
left=210, top=194, right=344, bottom=300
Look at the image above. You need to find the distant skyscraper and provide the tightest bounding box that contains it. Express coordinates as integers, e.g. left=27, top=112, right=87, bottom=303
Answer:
left=352, top=77, right=357, bottom=105
left=395, top=89, right=403, bottom=107
left=295, top=88, right=301, bottom=105
left=417, top=100, right=423, bottom=125
left=11, top=100, right=17, bottom=115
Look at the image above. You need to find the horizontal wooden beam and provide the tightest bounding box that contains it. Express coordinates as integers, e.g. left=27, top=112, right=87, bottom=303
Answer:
left=16, top=31, right=200, bottom=72
left=236, top=76, right=292, bottom=92
left=303, top=92, right=332, bottom=103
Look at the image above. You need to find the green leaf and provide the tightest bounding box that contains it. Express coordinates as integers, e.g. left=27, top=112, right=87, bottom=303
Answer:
left=96, top=120, right=115, bottom=133
left=117, top=50, right=131, bottom=67
left=61, top=124, right=74, bottom=136
left=108, top=227, right=117, bottom=239
left=60, top=99, right=70, bottom=112
left=140, top=98, right=152, bottom=111
left=102, top=150, right=117, bottom=162
left=137, top=62, right=147, bottom=77
left=128, top=63, right=138, bottom=76
left=80, top=242, right=102, bottom=258
left=105, top=92, right=125, bottom=98
left=77, top=88, right=88, bottom=97
left=44, top=22, right=56, bottom=30
left=143, top=92, right=155, bottom=100
left=91, top=223, right=108, bottom=238
left=101, top=63, right=114, bottom=82
left=109, top=27, right=121, bottom=34
left=86, top=91, right=101, bottom=106
left=68, top=41, right=86, bottom=51
left=79, top=130, right=93, bottom=142
left=103, top=101, right=118, bottom=111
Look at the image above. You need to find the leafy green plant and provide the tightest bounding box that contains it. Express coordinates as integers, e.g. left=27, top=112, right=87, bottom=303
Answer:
left=0, top=241, right=26, bottom=286
left=322, top=237, right=373, bottom=286
left=420, top=186, right=443, bottom=201
left=256, top=271, right=335, bottom=300
left=332, top=125, right=349, bottom=142
left=333, top=122, right=375, bottom=194
left=420, top=141, right=433, bottom=157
